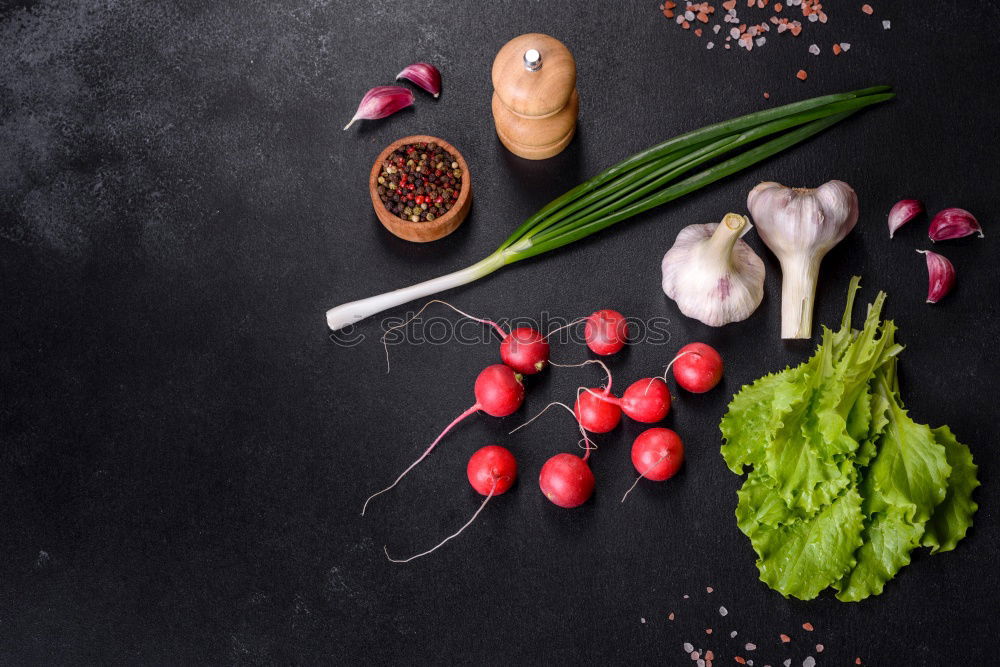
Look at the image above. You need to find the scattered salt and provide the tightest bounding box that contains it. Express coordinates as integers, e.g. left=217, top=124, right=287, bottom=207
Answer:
left=803, top=658, right=816, bottom=667
left=669, top=612, right=675, bottom=621
left=802, top=622, right=814, bottom=631
left=719, top=606, right=728, bottom=616
left=706, top=587, right=714, bottom=593
left=683, top=594, right=690, bottom=599
left=882, top=20, right=891, bottom=30
left=784, top=661, right=792, bottom=667
left=684, top=642, right=694, bottom=653
left=841, top=42, right=851, bottom=51
left=698, top=660, right=706, bottom=667
left=707, top=42, right=715, bottom=49
left=808, top=44, right=820, bottom=55
left=713, top=24, right=721, bottom=33
left=691, top=651, right=701, bottom=660
left=745, top=643, right=757, bottom=651
left=641, top=617, right=646, bottom=624
left=816, top=644, right=824, bottom=653
left=756, top=37, right=766, bottom=46
left=731, top=631, right=738, bottom=638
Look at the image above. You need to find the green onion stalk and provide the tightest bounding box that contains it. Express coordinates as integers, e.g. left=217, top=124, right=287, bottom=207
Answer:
left=326, top=86, right=893, bottom=331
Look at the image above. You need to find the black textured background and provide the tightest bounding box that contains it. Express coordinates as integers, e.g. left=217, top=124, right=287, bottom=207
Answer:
left=2, top=1, right=998, bottom=664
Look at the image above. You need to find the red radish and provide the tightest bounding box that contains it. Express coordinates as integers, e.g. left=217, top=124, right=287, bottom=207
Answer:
left=362, top=364, right=524, bottom=515
left=672, top=342, right=724, bottom=393
left=539, top=452, right=595, bottom=508
left=466, top=445, right=518, bottom=495
left=385, top=445, right=517, bottom=563
left=620, top=377, right=671, bottom=423
left=381, top=300, right=550, bottom=375
left=574, top=388, right=622, bottom=433
left=621, top=428, right=685, bottom=502
left=630, top=428, right=684, bottom=481
left=584, top=309, right=628, bottom=356
left=500, top=327, right=550, bottom=375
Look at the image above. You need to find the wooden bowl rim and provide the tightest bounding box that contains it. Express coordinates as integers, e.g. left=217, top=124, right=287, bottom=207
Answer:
left=369, top=135, right=471, bottom=241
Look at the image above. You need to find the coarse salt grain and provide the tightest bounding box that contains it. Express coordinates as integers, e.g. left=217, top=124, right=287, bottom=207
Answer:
left=808, top=44, right=820, bottom=55
left=719, top=606, right=728, bottom=616
left=691, top=651, right=700, bottom=660
left=802, top=622, right=814, bottom=631
left=745, top=643, right=757, bottom=651
left=756, top=37, right=766, bottom=46
left=841, top=42, right=851, bottom=51
left=684, top=642, right=694, bottom=653
left=707, top=42, right=715, bottom=49
left=780, top=634, right=791, bottom=643
left=883, top=19, right=891, bottom=29
left=861, top=4, right=873, bottom=15
left=706, top=651, right=715, bottom=661
left=706, top=587, right=714, bottom=593
left=803, top=658, right=816, bottom=667
left=816, top=644, right=824, bottom=653
left=641, top=618, right=646, bottom=624
left=731, top=631, right=738, bottom=638
left=784, top=661, right=792, bottom=667
left=684, top=594, right=690, bottom=599
left=669, top=613, right=675, bottom=621
left=698, top=660, right=705, bottom=667
left=714, top=24, right=721, bottom=33
left=796, top=69, right=808, bottom=80
left=706, top=628, right=713, bottom=634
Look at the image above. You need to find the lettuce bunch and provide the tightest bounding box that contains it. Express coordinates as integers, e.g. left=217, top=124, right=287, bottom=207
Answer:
left=720, top=277, right=978, bottom=601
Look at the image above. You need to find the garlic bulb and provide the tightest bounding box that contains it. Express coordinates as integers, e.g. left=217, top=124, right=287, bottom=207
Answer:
left=661, top=213, right=765, bottom=327
left=747, top=180, right=858, bottom=339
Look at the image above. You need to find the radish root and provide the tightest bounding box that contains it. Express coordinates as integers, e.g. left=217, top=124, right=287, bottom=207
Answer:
left=620, top=451, right=671, bottom=503
left=544, top=317, right=587, bottom=342
left=380, top=299, right=508, bottom=373
left=509, top=399, right=595, bottom=455
left=384, top=480, right=499, bottom=563
left=361, top=403, right=479, bottom=515
left=643, top=351, right=694, bottom=395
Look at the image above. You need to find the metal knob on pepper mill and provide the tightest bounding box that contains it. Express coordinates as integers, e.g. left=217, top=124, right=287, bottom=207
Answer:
left=491, top=33, right=578, bottom=160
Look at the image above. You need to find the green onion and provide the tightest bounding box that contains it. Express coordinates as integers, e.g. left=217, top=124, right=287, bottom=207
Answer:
left=327, top=86, right=893, bottom=331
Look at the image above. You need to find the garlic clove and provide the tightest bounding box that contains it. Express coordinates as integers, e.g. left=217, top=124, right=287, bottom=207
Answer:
left=661, top=213, right=765, bottom=327
left=396, top=63, right=442, bottom=98
left=887, top=199, right=924, bottom=238
left=928, top=208, right=983, bottom=242
left=917, top=249, right=955, bottom=303
left=343, top=86, right=415, bottom=130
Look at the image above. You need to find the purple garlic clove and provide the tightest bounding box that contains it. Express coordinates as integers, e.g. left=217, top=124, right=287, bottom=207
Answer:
left=396, top=63, right=442, bottom=98
left=343, top=86, right=414, bottom=130
left=887, top=199, right=923, bottom=238
left=928, top=207, right=983, bottom=242
left=917, top=249, right=956, bottom=304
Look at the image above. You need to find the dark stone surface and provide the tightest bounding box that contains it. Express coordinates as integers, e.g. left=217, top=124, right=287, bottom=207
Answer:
left=2, top=1, right=998, bottom=664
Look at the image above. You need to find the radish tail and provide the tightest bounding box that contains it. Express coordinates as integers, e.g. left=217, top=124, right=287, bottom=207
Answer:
left=549, top=358, right=614, bottom=393
left=543, top=317, right=587, bottom=342
left=621, top=452, right=670, bottom=503
left=361, top=403, right=480, bottom=515
left=510, top=399, right=596, bottom=457
left=643, top=351, right=695, bottom=395
left=381, top=299, right=508, bottom=374
left=385, top=481, right=498, bottom=563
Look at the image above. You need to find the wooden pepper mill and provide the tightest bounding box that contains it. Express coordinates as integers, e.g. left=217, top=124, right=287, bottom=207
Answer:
left=491, top=33, right=578, bottom=160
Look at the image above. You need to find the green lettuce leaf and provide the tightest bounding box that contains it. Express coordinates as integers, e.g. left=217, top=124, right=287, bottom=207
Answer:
left=834, top=506, right=924, bottom=602
left=921, top=426, right=979, bottom=554
left=749, top=488, right=864, bottom=600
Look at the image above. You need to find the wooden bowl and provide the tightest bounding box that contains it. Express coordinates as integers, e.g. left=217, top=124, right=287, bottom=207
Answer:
left=369, top=135, right=472, bottom=243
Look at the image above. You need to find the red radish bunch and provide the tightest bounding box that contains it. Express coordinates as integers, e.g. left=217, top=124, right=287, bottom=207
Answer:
left=386, top=445, right=517, bottom=562
left=362, top=363, right=524, bottom=515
